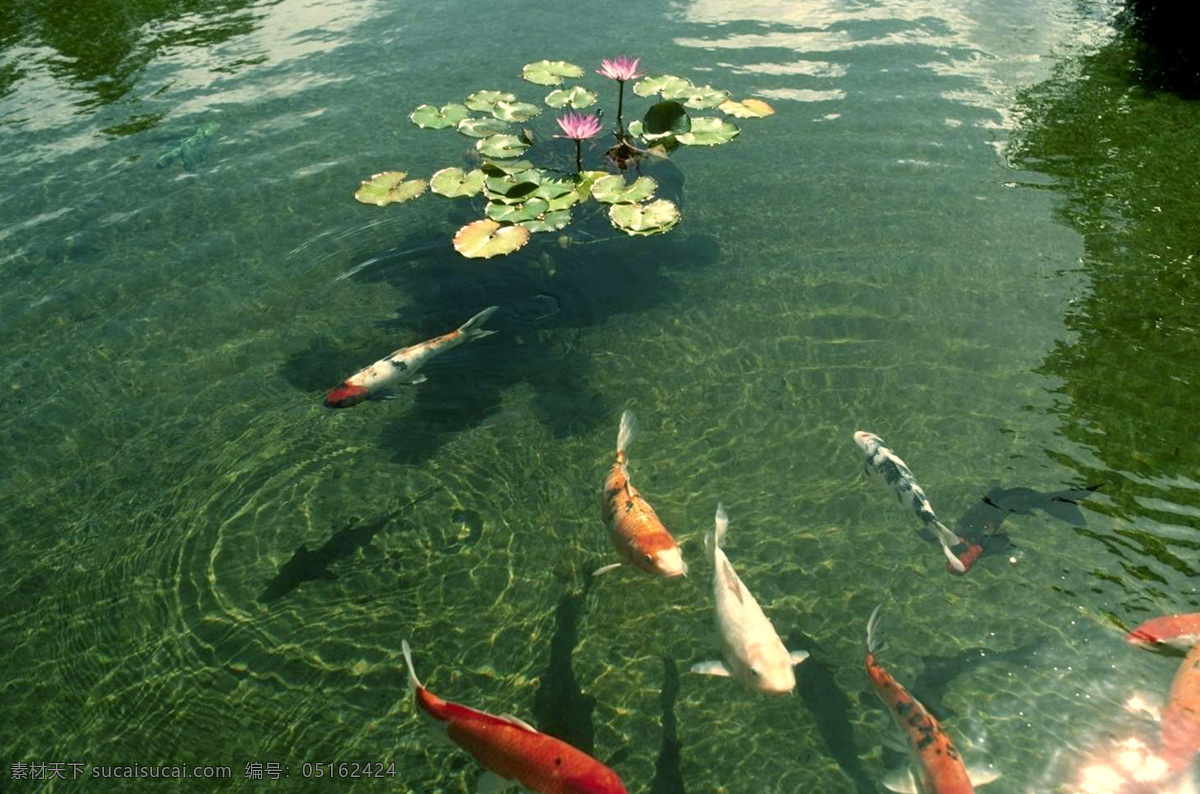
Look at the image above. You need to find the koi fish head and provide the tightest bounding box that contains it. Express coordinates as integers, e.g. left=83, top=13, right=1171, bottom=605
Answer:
left=632, top=541, right=687, bottom=578
left=324, top=383, right=370, bottom=408
left=854, top=430, right=883, bottom=456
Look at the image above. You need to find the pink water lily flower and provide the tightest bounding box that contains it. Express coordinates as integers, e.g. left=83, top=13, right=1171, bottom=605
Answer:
left=555, top=112, right=603, bottom=141
left=597, top=56, right=644, bottom=83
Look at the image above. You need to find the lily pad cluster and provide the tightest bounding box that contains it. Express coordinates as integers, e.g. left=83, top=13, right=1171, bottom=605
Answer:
left=355, top=59, right=774, bottom=258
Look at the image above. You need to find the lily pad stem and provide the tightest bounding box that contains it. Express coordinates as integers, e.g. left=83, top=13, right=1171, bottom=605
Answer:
left=575, top=139, right=582, bottom=173
left=616, top=80, right=626, bottom=137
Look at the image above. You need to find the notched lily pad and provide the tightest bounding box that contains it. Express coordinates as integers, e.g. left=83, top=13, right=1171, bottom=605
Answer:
left=492, top=101, right=542, bottom=122
left=533, top=180, right=580, bottom=211
left=354, top=171, right=428, bottom=206
left=476, top=134, right=530, bottom=159
left=668, top=84, right=730, bottom=109
left=591, top=174, right=657, bottom=205
left=484, top=172, right=541, bottom=203
left=430, top=167, right=485, bottom=198
left=643, top=101, right=691, bottom=141
left=633, top=75, right=693, bottom=98
left=465, top=91, right=517, bottom=112
left=545, top=86, right=598, bottom=109
left=458, top=117, right=510, bottom=138
left=520, top=209, right=572, bottom=233
left=481, top=159, right=535, bottom=176
left=486, top=198, right=549, bottom=223
left=609, top=199, right=680, bottom=236
left=522, top=60, right=583, bottom=86
left=677, top=117, right=740, bottom=146
left=573, top=170, right=609, bottom=200
left=719, top=98, right=775, bottom=118
left=410, top=103, right=470, bottom=129
left=452, top=219, right=530, bottom=259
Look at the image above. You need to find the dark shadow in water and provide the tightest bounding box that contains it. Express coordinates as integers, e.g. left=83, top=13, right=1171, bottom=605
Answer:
left=532, top=576, right=596, bottom=754
left=256, top=487, right=438, bottom=604
left=1115, top=0, right=1200, bottom=97
left=908, top=638, right=1044, bottom=722
left=650, top=656, right=686, bottom=794
left=788, top=630, right=876, bottom=794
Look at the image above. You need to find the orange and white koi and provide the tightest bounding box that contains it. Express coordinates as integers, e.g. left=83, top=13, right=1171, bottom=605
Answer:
left=865, top=605, right=999, bottom=793
left=324, top=306, right=498, bottom=408
left=401, top=640, right=628, bottom=794
left=1125, top=613, right=1200, bottom=781
left=854, top=431, right=966, bottom=573
left=594, top=410, right=686, bottom=578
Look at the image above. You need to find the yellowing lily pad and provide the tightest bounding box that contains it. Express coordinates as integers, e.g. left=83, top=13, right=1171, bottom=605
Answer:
left=354, top=171, right=428, bottom=206
left=452, top=219, right=531, bottom=259
left=677, top=117, right=740, bottom=146
left=522, top=60, right=583, bottom=86
left=410, top=103, right=470, bottom=129
left=430, top=167, right=485, bottom=198
left=491, top=101, right=542, bottom=122
left=465, top=91, right=517, bottom=111
left=545, top=86, right=597, bottom=109
left=476, top=134, right=530, bottom=159
left=719, top=98, right=775, bottom=118
left=591, top=174, right=657, bottom=204
left=458, top=117, right=510, bottom=138
left=633, top=75, right=692, bottom=98
left=609, top=199, right=680, bottom=236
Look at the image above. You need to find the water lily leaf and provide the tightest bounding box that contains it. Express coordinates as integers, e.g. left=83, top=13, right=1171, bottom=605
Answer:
left=533, top=180, right=580, bottom=211
left=481, top=159, right=535, bottom=176
left=609, top=199, right=680, bottom=236
left=544, top=86, right=598, bottom=109
left=484, top=173, right=541, bottom=203
left=719, top=98, right=775, bottom=118
left=677, top=117, right=740, bottom=146
left=666, top=84, right=730, bottom=109
left=634, top=75, right=693, bottom=98
left=522, top=60, right=583, bottom=86
left=573, top=170, right=609, bottom=200
left=643, top=101, right=691, bottom=139
left=492, top=101, right=542, bottom=122
left=354, top=171, right=428, bottom=206
left=452, top=219, right=530, bottom=259
left=520, top=209, right=572, bottom=232
left=486, top=198, right=550, bottom=223
left=458, top=117, right=510, bottom=138
left=476, top=133, right=530, bottom=159
left=591, top=174, right=657, bottom=205
left=410, top=103, right=470, bottom=129
left=465, top=91, right=517, bottom=112
left=430, top=167, right=485, bottom=198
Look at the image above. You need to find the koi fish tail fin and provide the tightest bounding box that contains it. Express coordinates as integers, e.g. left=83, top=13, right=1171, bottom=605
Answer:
left=617, top=409, right=637, bottom=458
left=458, top=305, right=499, bottom=342
left=401, top=639, right=423, bottom=693
left=706, top=502, right=729, bottom=566
left=932, top=520, right=967, bottom=573
left=866, top=604, right=888, bottom=656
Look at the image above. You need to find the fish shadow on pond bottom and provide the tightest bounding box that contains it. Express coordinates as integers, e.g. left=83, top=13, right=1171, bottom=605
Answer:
left=533, top=577, right=597, bottom=754
left=650, top=656, right=686, bottom=794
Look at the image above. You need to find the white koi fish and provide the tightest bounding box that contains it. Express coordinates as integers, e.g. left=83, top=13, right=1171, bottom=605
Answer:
left=690, top=503, right=808, bottom=695
left=854, top=431, right=966, bottom=573
left=324, top=306, right=498, bottom=408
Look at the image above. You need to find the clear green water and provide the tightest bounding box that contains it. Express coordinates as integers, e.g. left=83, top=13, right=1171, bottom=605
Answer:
left=3, top=0, right=1199, bottom=791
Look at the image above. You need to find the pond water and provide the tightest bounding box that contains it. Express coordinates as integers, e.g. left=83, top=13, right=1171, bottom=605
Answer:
left=3, top=0, right=1199, bottom=792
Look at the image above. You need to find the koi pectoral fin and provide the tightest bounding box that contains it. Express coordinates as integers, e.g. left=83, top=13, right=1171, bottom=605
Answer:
left=789, top=650, right=810, bottom=666
left=404, top=374, right=429, bottom=385
left=592, top=563, right=623, bottom=577
left=476, top=770, right=517, bottom=793
left=967, top=764, right=1002, bottom=787
left=881, top=765, right=919, bottom=794
left=690, top=660, right=732, bottom=677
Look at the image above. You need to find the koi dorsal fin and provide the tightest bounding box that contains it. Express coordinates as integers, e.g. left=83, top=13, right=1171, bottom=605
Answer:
left=721, top=560, right=744, bottom=604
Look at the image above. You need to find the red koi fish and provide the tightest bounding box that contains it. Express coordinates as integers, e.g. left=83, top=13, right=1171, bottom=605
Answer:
left=594, top=410, right=686, bottom=578
left=1127, top=613, right=1200, bottom=652
left=865, top=605, right=1000, bottom=793
left=401, top=640, right=628, bottom=794
left=324, top=306, right=498, bottom=408
left=1159, top=640, right=1200, bottom=779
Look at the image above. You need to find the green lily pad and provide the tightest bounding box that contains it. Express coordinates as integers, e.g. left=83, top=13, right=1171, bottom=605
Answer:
left=533, top=180, right=580, bottom=211
left=452, top=219, right=531, bottom=259
left=591, top=174, right=657, bottom=204
left=633, top=75, right=692, bottom=98
left=481, top=159, right=535, bottom=176
left=573, top=170, right=609, bottom=200
left=609, top=199, right=680, bottom=236
left=491, top=101, right=542, bottom=123
left=486, top=198, right=550, bottom=223
left=476, top=133, right=530, bottom=159
left=666, top=84, right=730, bottom=109
left=719, top=98, right=775, bottom=118
left=409, top=103, right=470, bottom=129
left=465, top=91, right=517, bottom=112
left=520, top=209, right=572, bottom=233
left=430, top=167, right=485, bottom=198
left=354, top=171, right=428, bottom=206
left=677, top=117, right=740, bottom=146
left=544, top=86, right=598, bottom=109
left=643, top=101, right=691, bottom=140
left=484, top=173, right=541, bottom=203
left=522, top=60, right=583, bottom=86
left=458, top=117, right=510, bottom=138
